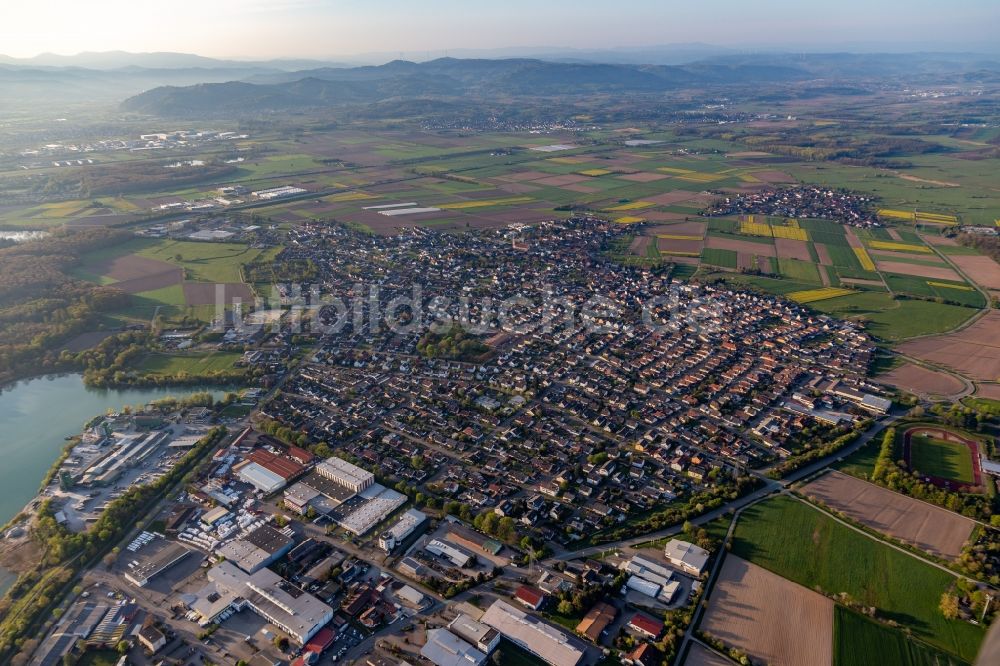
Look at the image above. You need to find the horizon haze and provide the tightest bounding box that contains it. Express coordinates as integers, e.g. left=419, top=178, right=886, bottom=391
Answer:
left=2, top=0, right=999, bottom=62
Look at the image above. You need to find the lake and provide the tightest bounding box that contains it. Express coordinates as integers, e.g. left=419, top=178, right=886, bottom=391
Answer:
left=0, top=373, right=227, bottom=527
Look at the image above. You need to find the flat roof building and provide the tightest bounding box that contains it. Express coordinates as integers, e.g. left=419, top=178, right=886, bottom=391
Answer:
left=239, top=462, right=287, bottom=494
left=191, top=561, right=333, bottom=645
left=449, top=614, right=501, bottom=653
left=421, top=628, right=486, bottom=666
left=379, top=508, right=427, bottom=552
left=480, top=600, right=584, bottom=666
left=335, top=484, right=406, bottom=535
left=216, top=524, right=294, bottom=574
left=426, top=539, right=474, bottom=568
left=663, top=539, right=709, bottom=576
left=316, top=457, right=375, bottom=493
left=123, top=539, right=192, bottom=588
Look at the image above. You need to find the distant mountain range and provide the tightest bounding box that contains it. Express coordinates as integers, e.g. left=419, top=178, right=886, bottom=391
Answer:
left=0, top=50, right=998, bottom=116
left=121, top=53, right=1000, bottom=117
left=118, top=57, right=813, bottom=116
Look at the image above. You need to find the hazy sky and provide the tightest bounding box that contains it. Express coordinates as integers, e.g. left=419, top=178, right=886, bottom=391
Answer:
left=2, top=0, right=997, bottom=59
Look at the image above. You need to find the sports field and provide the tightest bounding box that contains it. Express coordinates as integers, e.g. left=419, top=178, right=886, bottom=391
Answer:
left=730, top=495, right=984, bottom=661
left=907, top=434, right=976, bottom=485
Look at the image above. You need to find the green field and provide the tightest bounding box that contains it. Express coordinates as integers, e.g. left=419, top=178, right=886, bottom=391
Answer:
left=134, top=240, right=265, bottom=283
left=909, top=435, right=976, bottom=484
left=808, top=293, right=978, bottom=340
left=779, top=257, right=823, bottom=283
left=731, top=496, right=984, bottom=661
left=74, top=238, right=274, bottom=285
left=701, top=247, right=738, bottom=268
left=833, top=438, right=881, bottom=479
left=834, top=607, right=968, bottom=666
left=135, top=351, right=243, bottom=376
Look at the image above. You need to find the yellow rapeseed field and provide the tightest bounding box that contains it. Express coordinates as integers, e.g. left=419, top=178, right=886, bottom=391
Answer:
left=927, top=281, right=974, bottom=291
left=437, top=197, right=533, bottom=210
left=739, top=220, right=773, bottom=237
left=656, top=167, right=695, bottom=175
left=323, top=191, right=374, bottom=203
left=853, top=247, right=877, bottom=271
left=788, top=287, right=854, bottom=304
left=867, top=240, right=932, bottom=254
left=607, top=201, right=656, bottom=211
left=878, top=208, right=915, bottom=221
left=771, top=226, right=809, bottom=241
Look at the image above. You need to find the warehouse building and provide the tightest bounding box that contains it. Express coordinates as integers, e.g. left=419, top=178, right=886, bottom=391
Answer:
left=238, top=462, right=288, bottom=494
left=283, top=469, right=357, bottom=514
left=123, top=538, right=192, bottom=587
left=316, top=457, right=374, bottom=493
left=663, top=539, right=709, bottom=576
left=426, top=539, right=474, bottom=567
left=378, top=508, right=427, bottom=552
left=421, top=628, right=486, bottom=666
left=480, top=600, right=584, bottom=666
left=449, top=614, right=500, bottom=653
left=190, top=561, right=333, bottom=644
left=216, top=524, right=294, bottom=574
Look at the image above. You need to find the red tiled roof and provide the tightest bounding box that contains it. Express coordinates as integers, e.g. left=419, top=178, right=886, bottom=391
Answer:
left=628, top=613, right=663, bottom=638
left=514, top=585, right=546, bottom=608
left=247, top=449, right=305, bottom=480
left=305, top=626, right=336, bottom=653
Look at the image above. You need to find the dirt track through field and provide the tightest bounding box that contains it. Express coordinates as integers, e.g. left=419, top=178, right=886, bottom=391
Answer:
left=801, top=471, right=975, bottom=560
left=701, top=556, right=833, bottom=666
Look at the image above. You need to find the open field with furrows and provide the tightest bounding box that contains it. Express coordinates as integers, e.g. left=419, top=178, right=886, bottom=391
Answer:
left=897, top=310, right=1000, bottom=381
left=876, top=362, right=967, bottom=398
left=701, top=556, right=833, bottom=666
left=800, top=471, right=975, bottom=560
left=730, top=496, right=985, bottom=661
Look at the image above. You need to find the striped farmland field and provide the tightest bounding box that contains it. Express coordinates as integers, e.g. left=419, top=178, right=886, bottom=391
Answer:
left=437, top=196, right=533, bottom=209
left=607, top=201, right=656, bottom=211
left=927, top=281, right=975, bottom=291
left=788, top=287, right=855, bottom=304
left=853, top=247, right=877, bottom=271
left=868, top=240, right=933, bottom=254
